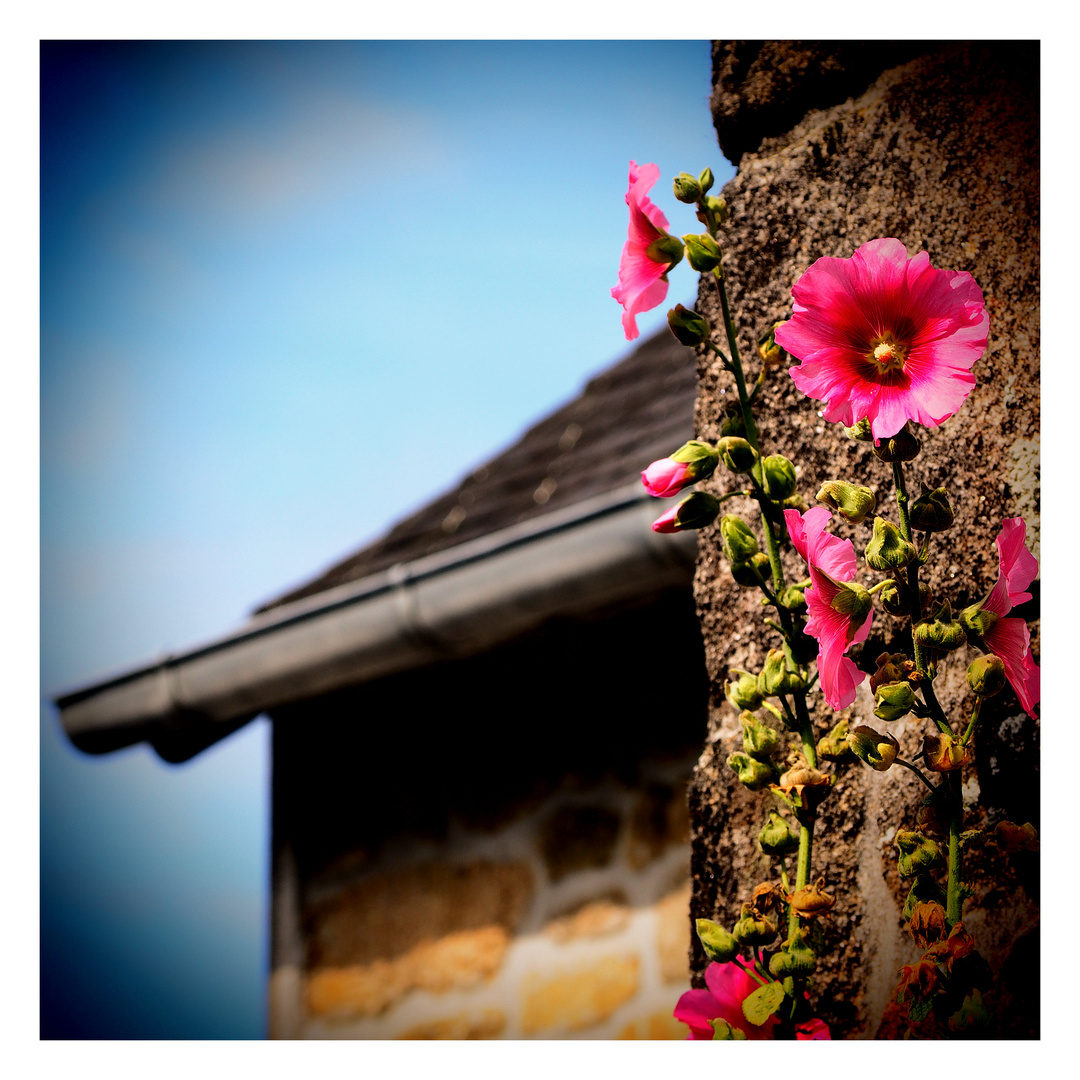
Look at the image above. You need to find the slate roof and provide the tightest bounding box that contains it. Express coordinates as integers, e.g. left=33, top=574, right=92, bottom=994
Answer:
left=257, top=328, right=698, bottom=612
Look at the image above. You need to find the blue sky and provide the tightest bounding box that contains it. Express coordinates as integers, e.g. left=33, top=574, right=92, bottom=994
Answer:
left=39, top=39, right=733, bottom=1039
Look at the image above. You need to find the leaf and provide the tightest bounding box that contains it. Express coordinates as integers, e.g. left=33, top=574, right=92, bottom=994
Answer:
left=909, top=998, right=935, bottom=1023
left=741, top=981, right=787, bottom=1027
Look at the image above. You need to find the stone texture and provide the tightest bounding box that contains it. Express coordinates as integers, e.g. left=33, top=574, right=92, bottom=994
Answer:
left=655, top=883, right=693, bottom=984
left=688, top=41, right=1039, bottom=1039
left=544, top=899, right=630, bottom=942
left=397, top=1010, right=507, bottom=1040
left=538, top=804, right=622, bottom=881
left=521, top=955, right=640, bottom=1034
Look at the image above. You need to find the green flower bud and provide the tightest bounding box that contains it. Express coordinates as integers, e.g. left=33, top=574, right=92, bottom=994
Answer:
left=716, top=435, right=758, bottom=474
left=846, top=724, right=899, bottom=771
left=727, top=751, right=776, bottom=791
left=695, top=918, right=739, bottom=963
left=662, top=491, right=721, bottom=532
left=864, top=516, right=918, bottom=572
left=725, top=669, right=763, bottom=711
left=668, top=438, right=720, bottom=480
left=704, top=194, right=728, bottom=224
left=720, top=514, right=759, bottom=563
left=718, top=406, right=746, bottom=439
left=644, top=233, right=684, bottom=270
left=768, top=931, right=817, bottom=979
left=761, top=454, right=797, bottom=501
left=913, top=599, right=967, bottom=653
left=909, top=485, right=955, bottom=532
left=872, top=425, right=921, bottom=463
left=730, top=551, right=770, bottom=588
left=817, top=717, right=854, bottom=762
left=967, top=654, right=1006, bottom=697
left=732, top=903, right=778, bottom=948
left=698, top=166, right=714, bottom=194
left=758, top=810, right=799, bottom=857
left=756, top=324, right=786, bottom=369
left=830, top=579, right=873, bottom=623
left=895, top=830, right=943, bottom=878
left=710, top=1018, right=747, bottom=1040
left=681, top=233, right=722, bottom=272
left=757, top=648, right=807, bottom=697
left=873, top=680, right=917, bottom=722
left=845, top=417, right=874, bottom=442
left=879, top=579, right=933, bottom=617
left=816, top=480, right=877, bottom=524
left=667, top=304, right=712, bottom=347
left=740, top=710, right=780, bottom=758
left=960, top=600, right=1000, bottom=644
left=673, top=172, right=703, bottom=203
left=779, top=584, right=807, bottom=614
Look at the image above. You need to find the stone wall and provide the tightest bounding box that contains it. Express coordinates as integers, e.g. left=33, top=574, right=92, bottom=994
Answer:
left=268, top=589, right=708, bottom=1039
left=687, top=41, right=1039, bottom=1038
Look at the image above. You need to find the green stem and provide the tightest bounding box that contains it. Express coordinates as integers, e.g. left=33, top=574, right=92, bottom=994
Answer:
left=945, top=771, right=963, bottom=926
left=712, top=269, right=761, bottom=451
left=893, top=757, right=937, bottom=793
left=733, top=955, right=768, bottom=987
left=961, top=697, right=983, bottom=746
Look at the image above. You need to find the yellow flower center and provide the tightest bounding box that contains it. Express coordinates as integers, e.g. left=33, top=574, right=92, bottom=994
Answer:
left=867, top=334, right=907, bottom=375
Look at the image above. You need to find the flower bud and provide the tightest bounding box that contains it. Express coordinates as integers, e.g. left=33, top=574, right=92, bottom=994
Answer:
left=642, top=439, right=719, bottom=497
left=698, top=166, right=714, bottom=194
left=909, top=485, right=955, bottom=532
left=758, top=810, right=799, bottom=857
left=704, top=194, right=728, bottom=224
left=756, top=324, right=786, bottom=369
left=651, top=491, right=721, bottom=534
left=909, top=901, right=949, bottom=949
left=730, top=551, right=770, bottom=588
left=695, top=918, right=740, bottom=963
left=815, top=480, right=877, bottom=524
left=967, top=654, right=1006, bottom=697
left=718, top=405, right=746, bottom=439
left=817, top=718, right=854, bottom=762
left=779, top=584, right=807, bottom=614
left=727, top=751, right=776, bottom=791
left=879, top=579, right=933, bottom=617
left=681, top=233, right=722, bottom=272
left=787, top=876, right=835, bottom=919
left=845, top=417, right=874, bottom=443
left=847, top=725, right=899, bottom=771
left=710, top=1018, right=747, bottom=1040
left=922, top=732, right=970, bottom=772
left=864, top=517, right=918, bottom=571
left=872, top=425, right=921, bottom=462
left=732, top=903, right=778, bottom=947
left=725, top=669, right=763, bottom=711
left=769, top=932, right=817, bottom=979
left=757, top=648, right=806, bottom=697
left=644, top=233, right=684, bottom=270
left=720, top=514, right=759, bottom=563
left=715, top=435, right=758, bottom=474
left=667, top=304, right=712, bottom=346
left=913, top=599, right=966, bottom=653
left=672, top=172, right=702, bottom=203
left=959, top=600, right=1000, bottom=644
left=895, top=830, right=943, bottom=878
left=873, top=680, right=917, bottom=722
left=761, top=454, right=797, bottom=500
left=740, top=710, right=780, bottom=758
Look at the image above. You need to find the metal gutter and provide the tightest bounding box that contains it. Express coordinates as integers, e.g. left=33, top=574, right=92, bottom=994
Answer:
left=53, top=482, right=697, bottom=762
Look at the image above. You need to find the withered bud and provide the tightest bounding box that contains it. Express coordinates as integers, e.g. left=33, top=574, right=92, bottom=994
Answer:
left=923, top=732, right=970, bottom=772
left=909, top=901, right=949, bottom=949
left=870, top=652, right=910, bottom=693
left=787, top=876, right=835, bottom=919
left=994, top=820, right=1039, bottom=854
left=750, top=881, right=786, bottom=917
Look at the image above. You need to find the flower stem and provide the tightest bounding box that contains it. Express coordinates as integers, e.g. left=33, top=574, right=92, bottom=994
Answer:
left=945, top=771, right=964, bottom=926
left=960, top=696, right=983, bottom=747
left=893, top=757, right=937, bottom=793
left=712, top=269, right=761, bottom=451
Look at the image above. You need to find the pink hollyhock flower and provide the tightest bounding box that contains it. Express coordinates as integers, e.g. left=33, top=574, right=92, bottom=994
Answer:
left=641, top=457, right=693, bottom=498
left=774, top=238, right=988, bottom=441
left=979, top=517, right=1040, bottom=717
left=673, top=962, right=778, bottom=1040
left=612, top=161, right=679, bottom=340
left=785, top=506, right=873, bottom=710
left=795, top=1017, right=832, bottom=1040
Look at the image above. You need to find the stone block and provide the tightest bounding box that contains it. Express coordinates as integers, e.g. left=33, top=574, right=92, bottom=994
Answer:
left=521, top=955, right=640, bottom=1034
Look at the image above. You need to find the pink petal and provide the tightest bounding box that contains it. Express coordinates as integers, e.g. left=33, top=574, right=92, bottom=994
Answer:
left=985, top=517, right=1038, bottom=615
left=796, top=1018, right=831, bottom=1040
left=641, top=458, right=692, bottom=498
left=673, top=988, right=722, bottom=1039
left=702, top=963, right=779, bottom=1039
left=984, top=618, right=1040, bottom=717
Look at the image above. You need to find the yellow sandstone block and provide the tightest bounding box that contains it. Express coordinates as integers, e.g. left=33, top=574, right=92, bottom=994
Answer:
left=521, top=955, right=640, bottom=1034
left=397, top=1009, right=506, bottom=1040
left=655, top=883, right=692, bottom=984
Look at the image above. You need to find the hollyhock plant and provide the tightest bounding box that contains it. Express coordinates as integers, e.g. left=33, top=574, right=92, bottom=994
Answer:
left=785, top=506, right=873, bottom=710
left=612, top=161, right=682, bottom=340
left=641, top=457, right=693, bottom=498
left=967, top=517, right=1040, bottom=717
left=775, top=238, right=989, bottom=440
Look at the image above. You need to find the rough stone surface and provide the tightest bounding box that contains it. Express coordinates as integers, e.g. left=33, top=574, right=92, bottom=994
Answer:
left=520, top=955, right=641, bottom=1034
left=688, top=41, right=1039, bottom=1039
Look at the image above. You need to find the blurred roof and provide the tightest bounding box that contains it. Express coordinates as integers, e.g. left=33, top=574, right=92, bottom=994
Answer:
left=257, top=327, right=697, bottom=612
